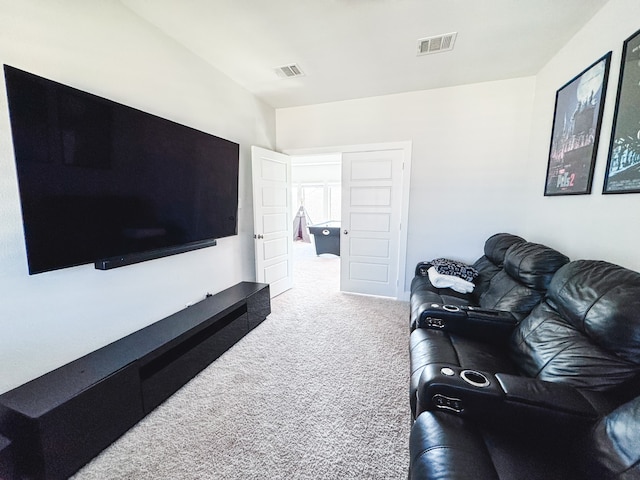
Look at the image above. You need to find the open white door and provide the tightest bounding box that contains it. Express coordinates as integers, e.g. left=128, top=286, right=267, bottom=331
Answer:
left=340, top=148, right=404, bottom=297
left=251, top=146, right=293, bottom=298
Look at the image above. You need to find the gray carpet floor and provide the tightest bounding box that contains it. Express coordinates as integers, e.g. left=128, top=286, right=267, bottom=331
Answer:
left=72, top=242, right=411, bottom=479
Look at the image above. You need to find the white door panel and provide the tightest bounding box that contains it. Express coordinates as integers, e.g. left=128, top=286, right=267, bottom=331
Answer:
left=341, top=149, right=403, bottom=297
left=350, top=212, right=390, bottom=232
left=261, top=158, right=288, bottom=181
left=263, top=213, right=288, bottom=234
left=350, top=187, right=392, bottom=206
left=350, top=237, right=390, bottom=257
left=350, top=159, right=393, bottom=179
left=262, top=187, right=287, bottom=207
left=350, top=262, right=389, bottom=282
left=264, top=261, right=289, bottom=284
left=263, top=237, right=289, bottom=260
left=252, top=146, right=293, bottom=298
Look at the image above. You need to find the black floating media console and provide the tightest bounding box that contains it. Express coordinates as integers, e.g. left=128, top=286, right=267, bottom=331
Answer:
left=0, top=282, right=270, bottom=480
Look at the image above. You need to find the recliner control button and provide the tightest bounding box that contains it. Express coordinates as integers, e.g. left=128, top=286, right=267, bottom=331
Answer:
left=432, top=394, right=463, bottom=413
left=426, top=317, right=445, bottom=328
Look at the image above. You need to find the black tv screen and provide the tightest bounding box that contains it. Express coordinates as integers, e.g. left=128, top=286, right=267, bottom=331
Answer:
left=4, top=65, right=239, bottom=274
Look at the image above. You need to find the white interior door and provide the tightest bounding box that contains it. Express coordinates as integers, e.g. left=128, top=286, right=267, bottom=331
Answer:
left=340, top=149, right=404, bottom=297
left=251, top=146, right=293, bottom=298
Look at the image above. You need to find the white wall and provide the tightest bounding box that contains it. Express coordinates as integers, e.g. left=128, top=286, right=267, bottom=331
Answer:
left=523, top=0, right=640, bottom=270
left=278, top=0, right=640, bottom=292
left=277, top=77, right=537, bottom=292
left=0, top=0, right=275, bottom=394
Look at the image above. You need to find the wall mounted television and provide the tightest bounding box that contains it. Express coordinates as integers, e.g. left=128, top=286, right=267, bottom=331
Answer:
left=4, top=65, right=240, bottom=274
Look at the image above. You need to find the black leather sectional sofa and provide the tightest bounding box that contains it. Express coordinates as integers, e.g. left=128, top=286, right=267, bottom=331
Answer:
left=408, top=233, right=640, bottom=480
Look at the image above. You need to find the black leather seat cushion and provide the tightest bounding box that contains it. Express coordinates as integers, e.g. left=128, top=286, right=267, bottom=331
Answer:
left=410, top=411, right=585, bottom=480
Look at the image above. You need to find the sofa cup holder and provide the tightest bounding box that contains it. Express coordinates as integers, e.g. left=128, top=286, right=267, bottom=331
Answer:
left=442, top=304, right=461, bottom=312
left=460, top=370, right=490, bottom=388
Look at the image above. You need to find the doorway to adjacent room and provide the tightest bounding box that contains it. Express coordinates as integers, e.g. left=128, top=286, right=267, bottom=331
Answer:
left=252, top=142, right=411, bottom=299
left=291, top=152, right=342, bottom=278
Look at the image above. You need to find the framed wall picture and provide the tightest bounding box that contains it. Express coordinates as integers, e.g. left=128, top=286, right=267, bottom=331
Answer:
left=603, top=29, right=640, bottom=194
left=544, top=52, right=611, bottom=195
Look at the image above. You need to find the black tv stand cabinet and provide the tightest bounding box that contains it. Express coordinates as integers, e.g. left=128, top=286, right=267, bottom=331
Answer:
left=0, top=282, right=270, bottom=480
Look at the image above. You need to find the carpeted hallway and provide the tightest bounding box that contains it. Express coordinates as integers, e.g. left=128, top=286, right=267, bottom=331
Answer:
left=73, top=241, right=411, bottom=479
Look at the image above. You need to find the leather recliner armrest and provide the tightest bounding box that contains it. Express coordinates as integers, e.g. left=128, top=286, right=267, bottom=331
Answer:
left=410, top=411, right=500, bottom=480
left=415, top=304, right=518, bottom=343
left=416, top=366, right=608, bottom=433
left=415, top=261, right=432, bottom=277
left=493, top=374, right=607, bottom=430
left=416, top=364, right=504, bottom=418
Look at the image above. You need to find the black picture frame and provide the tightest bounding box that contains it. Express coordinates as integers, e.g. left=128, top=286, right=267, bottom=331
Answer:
left=603, top=29, right=640, bottom=194
left=544, top=52, right=611, bottom=195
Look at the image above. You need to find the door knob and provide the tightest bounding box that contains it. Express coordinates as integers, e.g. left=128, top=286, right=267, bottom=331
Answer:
left=343, top=230, right=348, bottom=235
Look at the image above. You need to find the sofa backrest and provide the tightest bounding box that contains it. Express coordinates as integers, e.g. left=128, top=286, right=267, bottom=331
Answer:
left=477, top=241, right=569, bottom=320
left=509, top=260, right=640, bottom=392
left=484, top=233, right=527, bottom=266
left=471, top=233, right=525, bottom=301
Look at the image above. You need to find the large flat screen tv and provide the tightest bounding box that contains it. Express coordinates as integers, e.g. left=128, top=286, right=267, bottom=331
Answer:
left=4, top=65, right=239, bottom=274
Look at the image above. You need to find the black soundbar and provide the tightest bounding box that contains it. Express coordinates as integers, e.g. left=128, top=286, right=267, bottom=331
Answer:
left=94, top=239, right=217, bottom=270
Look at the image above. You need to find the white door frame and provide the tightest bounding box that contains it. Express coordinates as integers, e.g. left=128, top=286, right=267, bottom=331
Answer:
left=283, top=141, right=412, bottom=300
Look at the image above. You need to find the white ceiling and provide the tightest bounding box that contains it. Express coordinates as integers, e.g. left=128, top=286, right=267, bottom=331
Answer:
left=121, top=0, right=610, bottom=109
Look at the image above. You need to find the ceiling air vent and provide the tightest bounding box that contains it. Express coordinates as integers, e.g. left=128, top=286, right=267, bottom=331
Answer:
left=275, top=63, right=305, bottom=78
left=417, top=32, right=457, bottom=56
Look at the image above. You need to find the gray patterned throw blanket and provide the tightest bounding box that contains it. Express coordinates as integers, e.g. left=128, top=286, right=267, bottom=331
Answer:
left=430, top=258, right=478, bottom=283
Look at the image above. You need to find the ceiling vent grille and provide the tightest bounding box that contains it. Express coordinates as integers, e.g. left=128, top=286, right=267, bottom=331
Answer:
left=275, top=63, right=305, bottom=78
left=417, top=32, right=457, bottom=56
